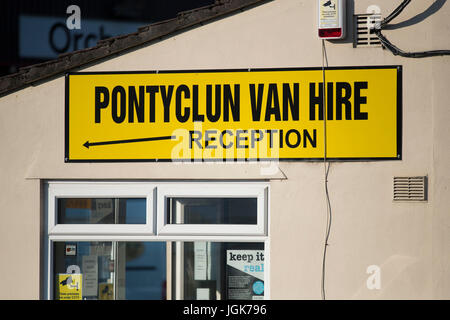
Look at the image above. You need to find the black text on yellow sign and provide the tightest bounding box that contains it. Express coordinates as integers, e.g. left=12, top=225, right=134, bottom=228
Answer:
left=65, top=67, right=402, bottom=162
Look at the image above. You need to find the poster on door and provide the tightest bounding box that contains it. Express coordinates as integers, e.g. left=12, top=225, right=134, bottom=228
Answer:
left=226, top=250, right=264, bottom=300
left=57, top=273, right=82, bottom=300
left=82, top=255, right=98, bottom=296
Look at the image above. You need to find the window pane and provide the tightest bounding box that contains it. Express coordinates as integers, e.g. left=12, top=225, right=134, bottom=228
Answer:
left=167, top=198, right=257, bottom=224
left=171, top=242, right=264, bottom=300
left=57, top=198, right=146, bottom=224
left=120, top=242, right=167, bottom=300
left=53, top=241, right=166, bottom=300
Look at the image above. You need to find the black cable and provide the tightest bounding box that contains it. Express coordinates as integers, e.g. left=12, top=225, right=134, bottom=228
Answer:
left=375, top=29, right=450, bottom=58
left=380, top=0, right=411, bottom=27
left=374, top=0, right=450, bottom=58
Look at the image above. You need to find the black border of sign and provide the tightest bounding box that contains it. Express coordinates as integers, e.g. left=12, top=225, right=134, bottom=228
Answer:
left=64, top=65, right=402, bottom=163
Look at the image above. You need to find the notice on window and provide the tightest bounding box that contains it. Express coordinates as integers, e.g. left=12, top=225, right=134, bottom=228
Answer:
left=226, top=250, right=264, bottom=300
left=57, top=274, right=82, bottom=300
left=91, top=199, right=113, bottom=223
left=82, top=255, right=98, bottom=296
left=194, top=242, right=210, bottom=280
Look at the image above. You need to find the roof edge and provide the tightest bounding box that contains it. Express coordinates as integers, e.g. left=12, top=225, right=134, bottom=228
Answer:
left=0, top=0, right=269, bottom=96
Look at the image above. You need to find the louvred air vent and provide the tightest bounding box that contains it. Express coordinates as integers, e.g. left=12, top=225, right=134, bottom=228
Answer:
left=393, top=176, right=427, bottom=201
left=354, top=14, right=382, bottom=48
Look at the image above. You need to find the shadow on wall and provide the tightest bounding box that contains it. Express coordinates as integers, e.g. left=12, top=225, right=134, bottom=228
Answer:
left=329, top=0, right=446, bottom=44
left=351, top=254, right=423, bottom=299
left=328, top=0, right=354, bottom=45
left=384, top=0, right=447, bottom=30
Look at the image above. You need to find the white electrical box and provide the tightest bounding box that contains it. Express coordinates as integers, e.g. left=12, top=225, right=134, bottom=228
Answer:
left=318, top=0, right=346, bottom=39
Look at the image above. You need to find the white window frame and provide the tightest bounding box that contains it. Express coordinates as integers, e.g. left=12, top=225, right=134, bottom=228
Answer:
left=156, top=183, right=268, bottom=236
left=47, top=181, right=156, bottom=236
left=44, top=181, right=270, bottom=300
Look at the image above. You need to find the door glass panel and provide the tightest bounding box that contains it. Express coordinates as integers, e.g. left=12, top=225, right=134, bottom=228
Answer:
left=53, top=241, right=166, bottom=300
left=120, top=242, right=167, bottom=299
left=167, top=198, right=257, bottom=224
left=57, top=198, right=146, bottom=224
left=171, top=242, right=264, bottom=300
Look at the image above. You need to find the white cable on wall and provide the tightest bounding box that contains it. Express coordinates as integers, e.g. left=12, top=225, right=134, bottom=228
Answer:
left=320, top=39, right=333, bottom=300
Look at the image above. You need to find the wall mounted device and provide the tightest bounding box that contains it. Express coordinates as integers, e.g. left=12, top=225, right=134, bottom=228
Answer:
left=318, top=0, right=346, bottom=39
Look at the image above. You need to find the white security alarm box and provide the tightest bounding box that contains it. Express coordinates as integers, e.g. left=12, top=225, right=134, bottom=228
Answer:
left=318, top=0, right=346, bottom=39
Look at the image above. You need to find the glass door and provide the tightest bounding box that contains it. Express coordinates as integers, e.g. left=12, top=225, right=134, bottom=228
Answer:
left=167, top=197, right=264, bottom=300
left=53, top=241, right=166, bottom=300
left=169, top=241, right=264, bottom=300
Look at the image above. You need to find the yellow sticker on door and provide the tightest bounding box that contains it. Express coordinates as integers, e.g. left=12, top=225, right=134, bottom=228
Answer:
left=57, top=274, right=82, bottom=300
left=98, top=283, right=114, bottom=300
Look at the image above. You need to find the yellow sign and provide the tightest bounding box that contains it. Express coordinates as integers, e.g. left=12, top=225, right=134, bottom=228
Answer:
left=98, top=283, right=114, bottom=300
left=65, top=67, right=401, bottom=162
left=57, top=274, right=82, bottom=300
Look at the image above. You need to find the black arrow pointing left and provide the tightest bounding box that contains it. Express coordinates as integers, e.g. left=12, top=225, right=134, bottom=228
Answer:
left=83, top=135, right=175, bottom=149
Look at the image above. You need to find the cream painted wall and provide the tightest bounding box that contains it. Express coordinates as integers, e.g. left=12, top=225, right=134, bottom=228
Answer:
left=431, top=1, right=450, bottom=300
left=0, top=0, right=448, bottom=299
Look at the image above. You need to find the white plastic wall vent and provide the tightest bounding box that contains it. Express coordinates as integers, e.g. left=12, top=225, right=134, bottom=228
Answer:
left=393, top=176, right=427, bottom=201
